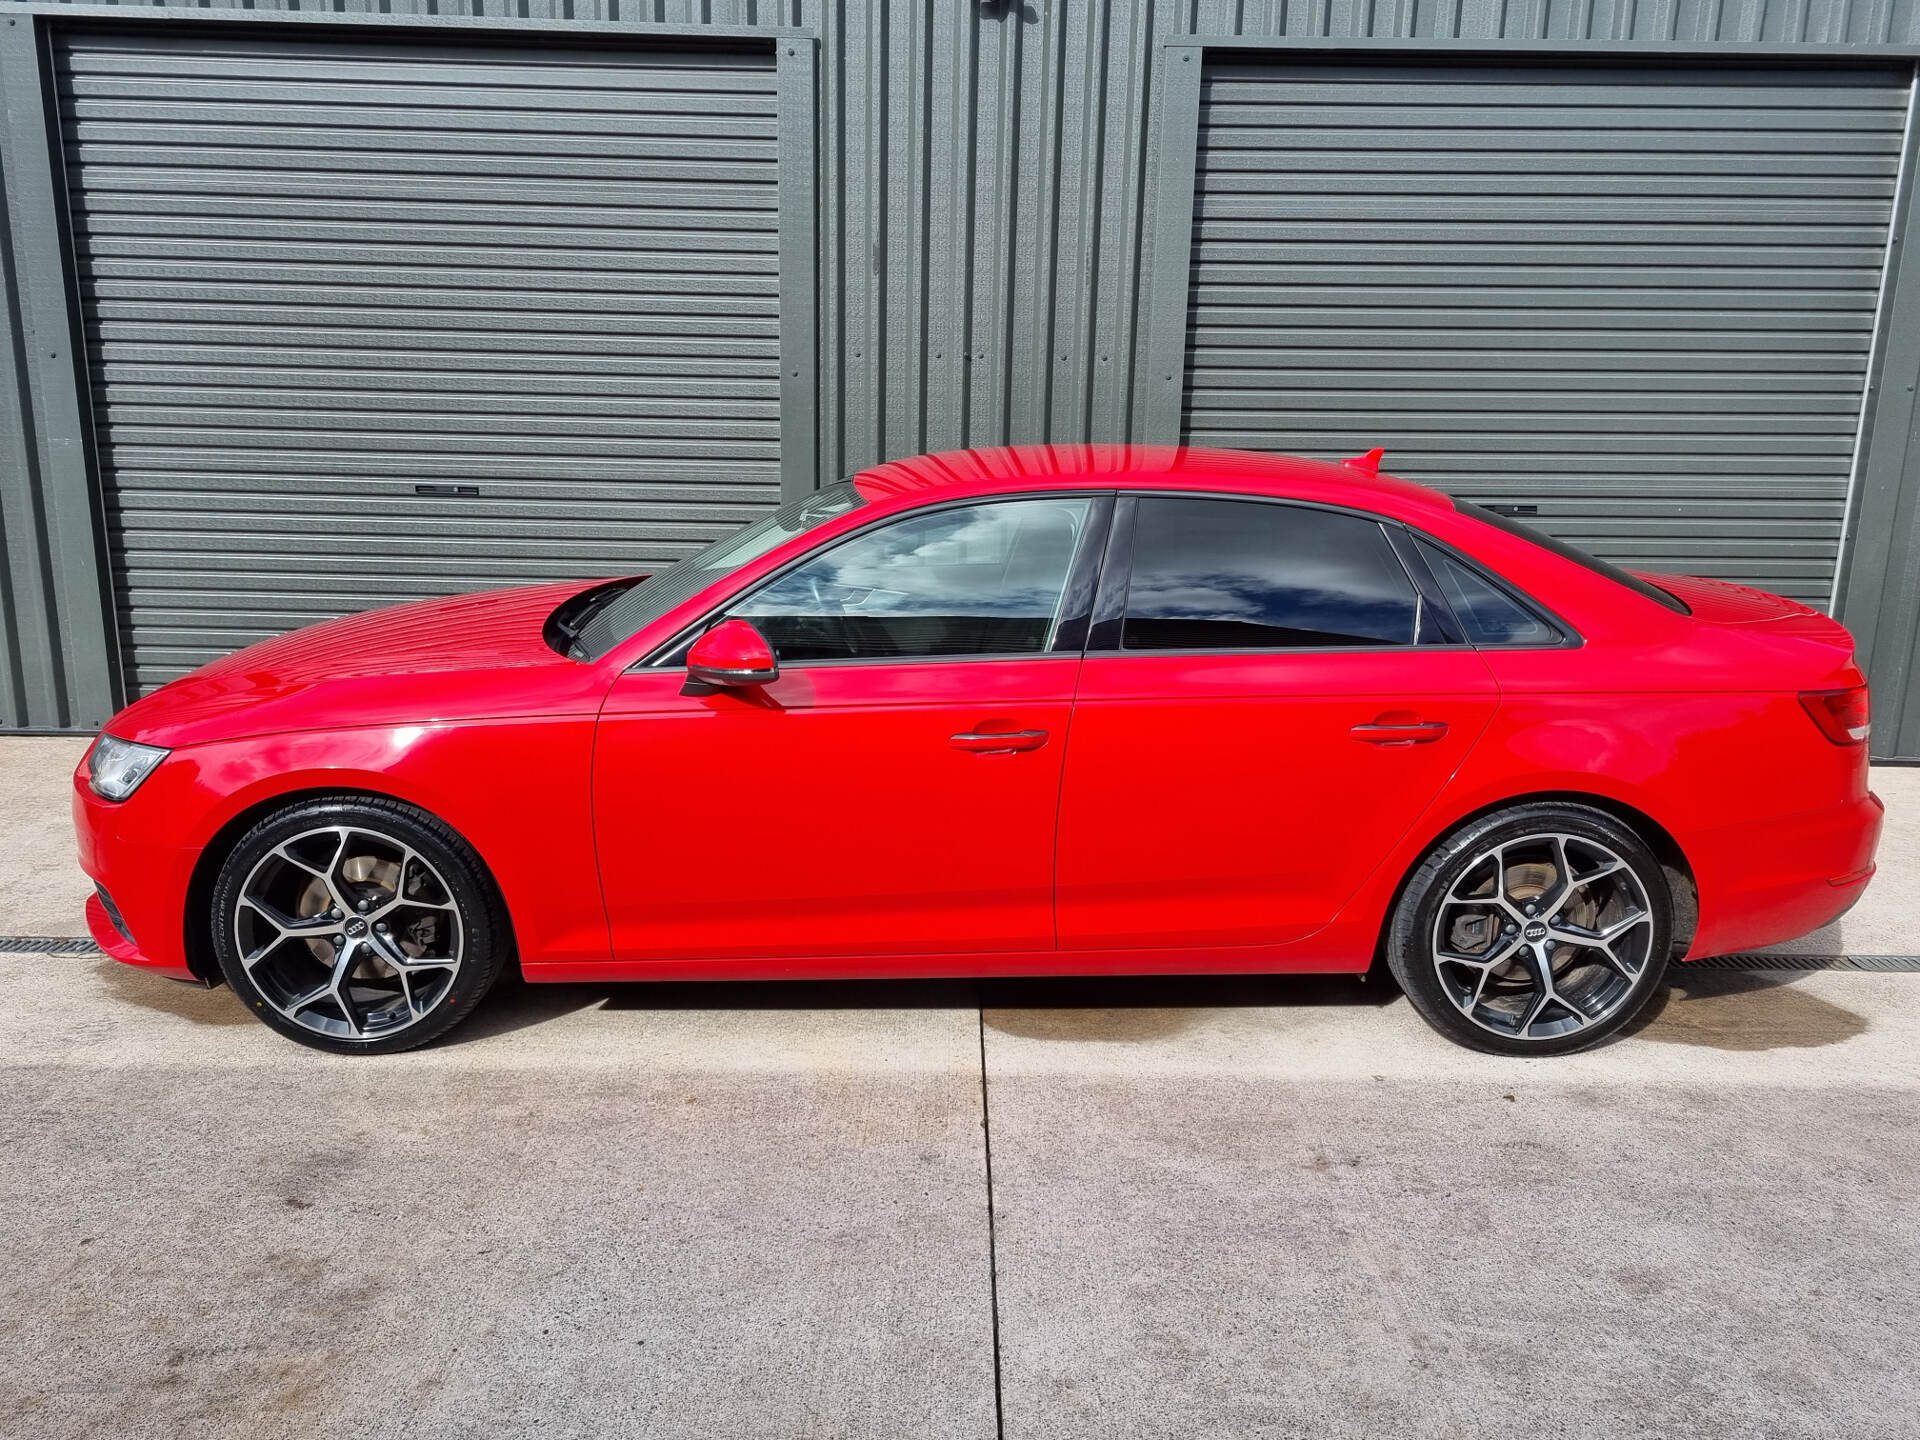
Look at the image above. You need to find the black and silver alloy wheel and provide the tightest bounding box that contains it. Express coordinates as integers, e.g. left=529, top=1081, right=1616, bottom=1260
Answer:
left=1431, top=832, right=1652, bottom=1041
left=211, top=797, right=508, bottom=1054
left=1388, top=803, right=1672, bottom=1055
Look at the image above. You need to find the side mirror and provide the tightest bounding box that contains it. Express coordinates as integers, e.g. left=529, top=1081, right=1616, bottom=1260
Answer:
left=686, top=618, right=779, bottom=689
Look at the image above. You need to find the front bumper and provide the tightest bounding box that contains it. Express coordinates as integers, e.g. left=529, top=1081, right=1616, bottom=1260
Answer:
left=73, top=765, right=202, bottom=982
left=1686, top=790, right=1885, bottom=959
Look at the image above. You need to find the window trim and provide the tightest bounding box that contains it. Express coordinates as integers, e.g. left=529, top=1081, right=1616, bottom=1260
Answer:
left=641, top=490, right=1116, bottom=671
left=1383, top=527, right=1466, bottom=646
left=1397, top=529, right=1583, bottom=651
left=1457, top=500, right=1689, bottom=617
left=1090, top=490, right=1450, bottom=658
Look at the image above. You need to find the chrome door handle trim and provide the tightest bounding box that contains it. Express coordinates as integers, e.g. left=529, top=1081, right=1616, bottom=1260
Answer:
left=950, top=729, right=1050, bottom=753
left=1350, top=721, right=1449, bottom=745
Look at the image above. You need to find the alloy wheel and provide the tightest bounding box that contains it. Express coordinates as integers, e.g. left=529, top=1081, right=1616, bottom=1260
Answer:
left=1429, top=832, right=1654, bottom=1042
left=233, top=825, right=464, bottom=1042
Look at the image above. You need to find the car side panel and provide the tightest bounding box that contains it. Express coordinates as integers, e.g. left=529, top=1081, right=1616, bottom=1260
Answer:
left=592, top=658, right=1078, bottom=961
left=1055, top=649, right=1499, bottom=949
left=1303, top=668, right=1880, bottom=966
left=73, top=716, right=609, bottom=977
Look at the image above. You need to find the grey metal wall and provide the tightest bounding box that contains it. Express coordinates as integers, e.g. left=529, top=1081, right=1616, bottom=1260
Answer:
left=8, top=0, right=1920, bottom=747
left=1182, top=58, right=1909, bottom=607
left=56, top=28, right=783, bottom=691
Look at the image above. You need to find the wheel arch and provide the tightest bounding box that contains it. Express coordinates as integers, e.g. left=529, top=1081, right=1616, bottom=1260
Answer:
left=1372, top=788, right=1699, bottom=971
left=182, top=786, right=520, bottom=986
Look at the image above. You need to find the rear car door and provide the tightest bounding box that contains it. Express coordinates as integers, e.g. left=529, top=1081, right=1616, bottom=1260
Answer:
left=594, top=495, right=1107, bottom=962
left=1055, top=495, right=1501, bottom=952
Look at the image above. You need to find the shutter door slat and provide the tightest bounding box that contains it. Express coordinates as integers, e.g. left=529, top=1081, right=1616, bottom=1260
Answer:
left=1183, top=60, right=1908, bottom=607
left=55, top=30, right=780, bottom=694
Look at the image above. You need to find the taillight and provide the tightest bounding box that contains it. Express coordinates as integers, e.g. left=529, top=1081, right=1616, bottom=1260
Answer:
left=1799, top=686, right=1870, bottom=746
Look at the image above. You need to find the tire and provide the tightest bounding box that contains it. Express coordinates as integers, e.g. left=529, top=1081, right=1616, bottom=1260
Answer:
left=1385, top=802, right=1672, bottom=1056
left=210, top=795, right=510, bottom=1055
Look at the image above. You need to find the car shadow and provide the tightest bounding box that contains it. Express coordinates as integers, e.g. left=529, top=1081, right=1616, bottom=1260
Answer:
left=449, top=968, right=1394, bottom=1046
left=90, top=950, right=1873, bottom=1055
left=1625, top=966, right=1869, bottom=1051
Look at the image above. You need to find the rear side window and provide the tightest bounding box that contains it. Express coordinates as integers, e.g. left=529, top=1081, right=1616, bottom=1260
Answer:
left=1416, top=539, right=1561, bottom=647
left=1122, top=498, right=1418, bottom=650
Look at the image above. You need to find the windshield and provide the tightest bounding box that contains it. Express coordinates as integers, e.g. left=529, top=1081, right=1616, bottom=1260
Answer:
left=1457, top=501, right=1690, bottom=615
left=571, top=482, right=868, bottom=659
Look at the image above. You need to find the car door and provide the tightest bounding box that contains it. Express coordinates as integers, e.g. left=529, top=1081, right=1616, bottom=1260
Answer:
left=1055, top=494, right=1501, bottom=952
left=593, top=494, right=1108, bottom=962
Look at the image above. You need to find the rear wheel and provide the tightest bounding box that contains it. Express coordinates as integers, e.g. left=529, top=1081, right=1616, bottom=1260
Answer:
left=210, top=796, right=509, bottom=1054
left=1386, top=803, right=1671, bottom=1055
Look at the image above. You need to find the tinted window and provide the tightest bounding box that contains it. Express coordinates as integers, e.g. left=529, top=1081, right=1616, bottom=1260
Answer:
left=1457, top=501, right=1690, bottom=615
left=1122, top=499, right=1417, bottom=650
left=728, top=498, right=1093, bottom=662
left=1416, top=539, right=1560, bottom=646
left=576, top=483, right=868, bottom=658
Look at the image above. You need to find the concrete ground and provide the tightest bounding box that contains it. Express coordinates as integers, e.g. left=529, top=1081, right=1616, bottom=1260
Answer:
left=2, top=737, right=1917, bottom=1438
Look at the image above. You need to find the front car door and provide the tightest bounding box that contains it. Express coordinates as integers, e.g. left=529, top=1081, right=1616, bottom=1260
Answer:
left=594, top=493, right=1109, bottom=963
left=1055, top=494, right=1502, bottom=954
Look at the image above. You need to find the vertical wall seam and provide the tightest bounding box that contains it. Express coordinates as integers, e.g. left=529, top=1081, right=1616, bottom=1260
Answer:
left=1833, top=58, right=1919, bottom=614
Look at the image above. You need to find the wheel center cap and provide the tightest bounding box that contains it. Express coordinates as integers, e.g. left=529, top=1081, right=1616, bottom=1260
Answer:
left=1523, top=920, right=1548, bottom=942
left=344, top=917, right=369, bottom=939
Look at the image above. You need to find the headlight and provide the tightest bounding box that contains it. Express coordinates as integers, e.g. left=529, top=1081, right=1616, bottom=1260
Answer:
left=87, top=733, right=169, bottom=802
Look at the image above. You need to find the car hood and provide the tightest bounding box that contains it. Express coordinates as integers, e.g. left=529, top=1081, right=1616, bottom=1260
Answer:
left=109, top=581, right=607, bottom=748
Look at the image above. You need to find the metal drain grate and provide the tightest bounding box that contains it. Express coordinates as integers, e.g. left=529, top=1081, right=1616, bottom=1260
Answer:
left=1681, top=953, right=1920, bottom=972
left=0, top=936, right=102, bottom=955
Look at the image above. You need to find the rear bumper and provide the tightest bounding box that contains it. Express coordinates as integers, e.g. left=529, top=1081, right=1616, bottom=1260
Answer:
left=1686, top=790, right=1884, bottom=958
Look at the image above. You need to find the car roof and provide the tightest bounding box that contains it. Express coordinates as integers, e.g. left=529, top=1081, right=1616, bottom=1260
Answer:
left=849, top=444, right=1455, bottom=519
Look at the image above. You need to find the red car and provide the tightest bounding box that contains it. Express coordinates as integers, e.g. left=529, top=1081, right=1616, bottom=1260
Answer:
left=73, top=445, right=1881, bottom=1056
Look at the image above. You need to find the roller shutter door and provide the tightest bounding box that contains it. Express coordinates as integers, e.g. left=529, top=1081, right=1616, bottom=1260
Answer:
left=1185, top=61, right=1909, bottom=607
left=55, top=31, right=781, bottom=693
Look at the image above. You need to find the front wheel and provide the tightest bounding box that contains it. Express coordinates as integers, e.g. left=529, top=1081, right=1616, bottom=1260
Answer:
left=210, top=796, right=510, bottom=1055
left=1386, top=803, right=1672, bottom=1056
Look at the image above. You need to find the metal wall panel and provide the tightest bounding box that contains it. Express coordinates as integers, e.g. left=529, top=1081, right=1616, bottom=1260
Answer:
left=1182, top=59, right=1909, bottom=605
left=7, top=0, right=1920, bottom=728
left=54, top=29, right=782, bottom=691
left=1837, top=67, right=1920, bottom=762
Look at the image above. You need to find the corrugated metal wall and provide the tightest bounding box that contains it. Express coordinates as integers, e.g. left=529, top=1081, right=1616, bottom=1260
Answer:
left=8, top=0, right=1920, bottom=737
left=1183, top=59, right=1908, bottom=607
left=56, top=28, right=783, bottom=692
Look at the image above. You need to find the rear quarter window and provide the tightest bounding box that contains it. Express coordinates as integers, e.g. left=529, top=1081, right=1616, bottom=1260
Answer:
left=1414, top=539, right=1563, bottom=647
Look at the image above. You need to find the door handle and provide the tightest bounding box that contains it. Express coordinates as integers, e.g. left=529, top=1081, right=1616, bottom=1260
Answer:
left=951, top=729, right=1050, bottom=754
left=1350, top=720, right=1449, bottom=746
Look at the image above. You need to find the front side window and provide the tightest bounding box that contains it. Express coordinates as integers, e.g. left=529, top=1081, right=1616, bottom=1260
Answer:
left=1121, top=498, right=1418, bottom=650
left=727, top=497, right=1094, bottom=663
left=575, top=483, right=868, bottom=659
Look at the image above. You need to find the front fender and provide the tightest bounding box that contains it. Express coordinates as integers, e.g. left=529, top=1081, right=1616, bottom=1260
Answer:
left=141, top=717, right=612, bottom=972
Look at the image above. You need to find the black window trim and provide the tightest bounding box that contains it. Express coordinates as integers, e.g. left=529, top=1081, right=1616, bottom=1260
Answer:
left=1083, top=490, right=1583, bottom=658
left=640, top=489, right=1117, bottom=671
left=1383, top=527, right=1466, bottom=647
left=1457, top=499, right=1689, bottom=617
left=1396, top=527, right=1583, bottom=652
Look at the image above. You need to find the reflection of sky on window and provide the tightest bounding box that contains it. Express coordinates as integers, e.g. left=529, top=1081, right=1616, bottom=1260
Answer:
left=736, top=500, right=1084, bottom=620
left=1125, top=501, right=1417, bottom=644
left=740, top=582, right=1070, bottom=619
left=1127, top=567, right=1413, bottom=626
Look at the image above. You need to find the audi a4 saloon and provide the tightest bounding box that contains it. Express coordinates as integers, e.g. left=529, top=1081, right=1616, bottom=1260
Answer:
left=73, top=445, right=1882, bottom=1056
